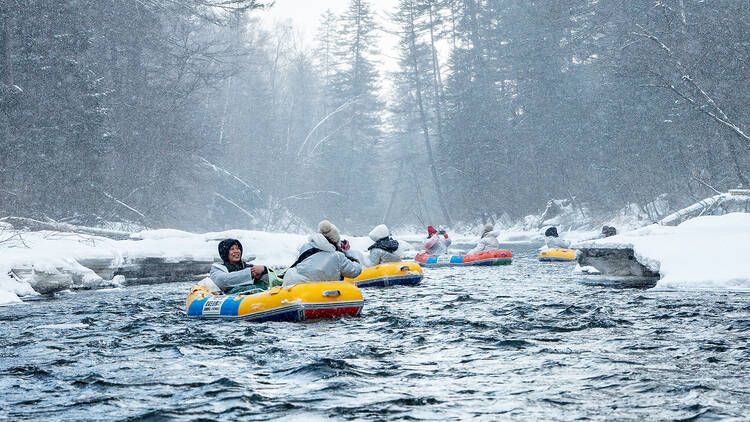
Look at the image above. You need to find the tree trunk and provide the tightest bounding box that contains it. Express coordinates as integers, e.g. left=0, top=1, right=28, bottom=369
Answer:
left=1, top=0, right=13, bottom=156
left=726, top=136, right=749, bottom=188
left=0, top=1, right=11, bottom=86
left=383, top=159, right=404, bottom=224
left=406, top=0, right=452, bottom=226
left=427, top=0, right=446, bottom=149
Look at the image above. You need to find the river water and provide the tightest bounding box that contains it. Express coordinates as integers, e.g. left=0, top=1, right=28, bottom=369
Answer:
left=2, top=244, right=750, bottom=421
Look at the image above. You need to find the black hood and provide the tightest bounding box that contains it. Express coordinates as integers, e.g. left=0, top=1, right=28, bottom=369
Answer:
left=544, top=227, right=558, bottom=237
left=218, top=238, right=243, bottom=263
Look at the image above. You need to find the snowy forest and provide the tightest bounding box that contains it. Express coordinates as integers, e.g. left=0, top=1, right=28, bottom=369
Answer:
left=1, top=0, right=749, bottom=233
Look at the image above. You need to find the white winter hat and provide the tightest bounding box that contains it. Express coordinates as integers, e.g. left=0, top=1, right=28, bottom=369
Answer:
left=369, top=224, right=390, bottom=241
left=318, top=220, right=340, bottom=245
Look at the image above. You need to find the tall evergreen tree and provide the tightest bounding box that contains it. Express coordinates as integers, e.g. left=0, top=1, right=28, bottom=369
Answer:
left=317, top=0, right=383, bottom=227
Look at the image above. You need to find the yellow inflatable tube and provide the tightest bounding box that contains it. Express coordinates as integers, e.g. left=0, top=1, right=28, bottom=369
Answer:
left=186, top=281, right=363, bottom=321
left=344, top=261, right=423, bottom=288
left=538, top=248, right=577, bottom=262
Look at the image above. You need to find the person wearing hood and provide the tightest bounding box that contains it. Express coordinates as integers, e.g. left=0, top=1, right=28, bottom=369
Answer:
left=601, top=225, right=617, bottom=237
left=367, top=224, right=402, bottom=266
left=543, top=226, right=571, bottom=249
left=424, top=225, right=451, bottom=255
left=281, top=220, right=363, bottom=286
left=209, top=239, right=269, bottom=293
left=468, top=224, right=501, bottom=254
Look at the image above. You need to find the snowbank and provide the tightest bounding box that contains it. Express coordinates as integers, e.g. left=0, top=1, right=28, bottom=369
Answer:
left=574, top=213, right=750, bottom=290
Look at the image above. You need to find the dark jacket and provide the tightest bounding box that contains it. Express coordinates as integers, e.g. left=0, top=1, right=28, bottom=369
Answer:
left=367, top=237, right=402, bottom=265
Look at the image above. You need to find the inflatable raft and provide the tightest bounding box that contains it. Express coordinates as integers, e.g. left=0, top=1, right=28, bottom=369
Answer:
left=344, top=261, right=423, bottom=288
left=186, top=282, right=363, bottom=321
left=538, top=248, right=577, bottom=262
left=415, top=250, right=512, bottom=267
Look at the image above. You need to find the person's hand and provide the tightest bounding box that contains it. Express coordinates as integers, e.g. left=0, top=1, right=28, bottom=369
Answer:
left=341, top=239, right=350, bottom=251
left=250, top=265, right=265, bottom=279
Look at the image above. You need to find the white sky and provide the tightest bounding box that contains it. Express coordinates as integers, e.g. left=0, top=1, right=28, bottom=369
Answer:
left=263, top=0, right=399, bottom=42
left=259, top=0, right=403, bottom=101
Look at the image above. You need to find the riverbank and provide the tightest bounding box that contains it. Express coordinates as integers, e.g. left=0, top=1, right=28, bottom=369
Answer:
left=574, top=212, right=750, bottom=290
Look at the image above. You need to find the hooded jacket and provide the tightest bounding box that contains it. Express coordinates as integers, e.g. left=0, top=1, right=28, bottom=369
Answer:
left=209, top=238, right=267, bottom=293
left=468, top=230, right=501, bottom=254
left=365, top=224, right=402, bottom=265
left=282, top=233, right=363, bottom=286
left=368, top=237, right=402, bottom=266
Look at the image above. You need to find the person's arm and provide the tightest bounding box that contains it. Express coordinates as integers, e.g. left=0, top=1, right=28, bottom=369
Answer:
left=444, top=236, right=452, bottom=248
left=424, top=236, right=438, bottom=250
left=250, top=265, right=267, bottom=278
left=338, top=253, right=363, bottom=278
left=343, top=249, right=360, bottom=263
left=209, top=264, right=255, bottom=292
left=468, top=239, right=483, bottom=255
left=369, top=248, right=383, bottom=266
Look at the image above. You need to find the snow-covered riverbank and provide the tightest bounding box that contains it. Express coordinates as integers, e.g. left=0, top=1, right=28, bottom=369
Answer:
left=574, top=213, right=750, bottom=290
left=0, top=227, right=306, bottom=304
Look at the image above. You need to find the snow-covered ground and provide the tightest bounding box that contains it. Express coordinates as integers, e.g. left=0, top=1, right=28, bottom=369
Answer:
left=574, top=213, right=750, bottom=290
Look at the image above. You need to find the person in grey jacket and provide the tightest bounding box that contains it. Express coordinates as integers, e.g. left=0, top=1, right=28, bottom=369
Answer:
left=367, top=224, right=402, bottom=266
left=468, top=224, right=501, bottom=254
left=209, top=238, right=268, bottom=293
left=282, top=220, right=363, bottom=286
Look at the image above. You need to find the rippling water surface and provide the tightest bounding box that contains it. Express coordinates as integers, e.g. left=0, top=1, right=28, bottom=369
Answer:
left=2, top=244, right=750, bottom=421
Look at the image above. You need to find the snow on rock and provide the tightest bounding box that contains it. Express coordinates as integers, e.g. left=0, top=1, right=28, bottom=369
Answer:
left=574, top=213, right=750, bottom=290
left=0, top=271, right=37, bottom=305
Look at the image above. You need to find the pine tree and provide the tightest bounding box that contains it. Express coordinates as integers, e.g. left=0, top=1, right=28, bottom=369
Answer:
left=318, top=0, right=384, bottom=226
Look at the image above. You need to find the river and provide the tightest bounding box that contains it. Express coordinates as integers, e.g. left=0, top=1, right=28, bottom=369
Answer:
left=2, top=244, right=749, bottom=420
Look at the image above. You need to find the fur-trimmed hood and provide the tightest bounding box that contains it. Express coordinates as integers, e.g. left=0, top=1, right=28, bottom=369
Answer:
left=307, top=233, right=336, bottom=252
left=318, top=220, right=340, bottom=246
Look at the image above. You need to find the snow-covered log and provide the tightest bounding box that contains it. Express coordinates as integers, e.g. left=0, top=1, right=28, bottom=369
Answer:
left=0, top=217, right=133, bottom=240
left=658, top=191, right=750, bottom=226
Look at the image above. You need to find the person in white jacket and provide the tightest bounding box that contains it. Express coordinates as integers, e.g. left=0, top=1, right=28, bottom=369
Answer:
left=424, top=225, right=451, bottom=255
left=468, top=224, right=501, bottom=254
left=367, top=224, right=402, bottom=266
left=281, top=220, right=362, bottom=286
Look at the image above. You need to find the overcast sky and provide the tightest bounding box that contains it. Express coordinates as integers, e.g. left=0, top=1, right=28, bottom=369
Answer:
left=264, top=0, right=398, bottom=40
left=265, top=0, right=348, bottom=36
left=261, top=0, right=402, bottom=98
